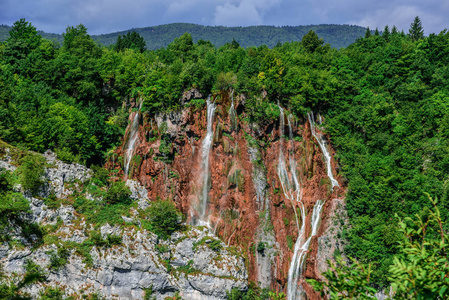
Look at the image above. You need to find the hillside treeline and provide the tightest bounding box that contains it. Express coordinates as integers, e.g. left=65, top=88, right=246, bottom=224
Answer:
left=0, top=18, right=448, bottom=289
left=0, top=23, right=367, bottom=49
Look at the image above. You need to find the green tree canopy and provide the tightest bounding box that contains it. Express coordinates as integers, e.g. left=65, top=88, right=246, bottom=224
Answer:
left=409, top=16, right=424, bottom=41
left=115, top=31, right=146, bottom=53
left=302, top=30, right=324, bottom=53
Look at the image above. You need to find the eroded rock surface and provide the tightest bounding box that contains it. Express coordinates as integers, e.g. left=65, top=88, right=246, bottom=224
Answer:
left=0, top=155, right=247, bottom=299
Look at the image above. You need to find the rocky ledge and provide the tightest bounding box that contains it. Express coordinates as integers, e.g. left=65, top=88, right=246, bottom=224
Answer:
left=0, top=150, right=247, bottom=299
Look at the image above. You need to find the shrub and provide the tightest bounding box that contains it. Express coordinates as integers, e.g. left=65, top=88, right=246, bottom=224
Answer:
left=209, top=239, right=223, bottom=252
left=257, top=242, right=266, bottom=253
left=38, top=286, right=65, bottom=300
left=104, top=180, right=131, bottom=205
left=91, top=165, right=109, bottom=187
left=22, top=259, right=46, bottom=287
left=145, top=200, right=181, bottom=239
left=16, top=154, right=46, bottom=193
left=286, top=235, right=293, bottom=250
left=48, top=246, right=69, bottom=270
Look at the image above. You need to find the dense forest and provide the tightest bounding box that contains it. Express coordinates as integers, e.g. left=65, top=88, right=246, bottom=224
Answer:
left=1, top=17, right=449, bottom=297
left=0, top=23, right=368, bottom=50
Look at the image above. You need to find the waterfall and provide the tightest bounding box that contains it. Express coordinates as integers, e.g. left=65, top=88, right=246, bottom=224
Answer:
left=277, top=106, right=301, bottom=232
left=196, top=96, right=216, bottom=226
left=287, top=200, right=325, bottom=300
left=229, top=91, right=237, bottom=132
left=307, top=112, right=339, bottom=188
left=276, top=107, right=326, bottom=299
left=124, top=100, right=143, bottom=177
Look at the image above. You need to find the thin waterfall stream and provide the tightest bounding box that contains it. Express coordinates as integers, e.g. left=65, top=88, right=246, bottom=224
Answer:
left=229, top=91, right=237, bottom=132
left=308, top=112, right=339, bottom=188
left=124, top=100, right=143, bottom=177
left=195, top=96, right=216, bottom=226
left=276, top=107, right=325, bottom=300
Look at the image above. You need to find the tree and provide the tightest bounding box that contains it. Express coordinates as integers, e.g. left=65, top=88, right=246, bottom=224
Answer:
left=388, top=195, right=449, bottom=299
left=308, top=195, right=449, bottom=299
left=409, top=16, right=424, bottom=41
left=2, top=19, right=42, bottom=73
left=365, top=27, right=371, bottom=38
left=302, top=30, right=324, bottom=53
left=115, top=31, right=146, bottom=53
left=145, top=199, right=181, bottom=239
left=307, top=256, right=377, bottom=299
left=391, top=25, right=399, bottom=36
left=374, top=28, right=380, bottom=36
left=383, top=25, right=390, bottom=41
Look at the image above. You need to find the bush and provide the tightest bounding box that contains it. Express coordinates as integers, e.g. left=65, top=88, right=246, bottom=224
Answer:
left=209, top=239, right=223, bottom=252
left=145, top=199, right=181, bottom=239
left=104, top=180, right=131, bottom=205
left=16, top=154, right=46, bottom=193
left=48, top=246, right=69, bottom=270
left=257, top=242, right=266, bottom=253
left=38, top=286, right=65, bottom=300
left=22, top=259, right=46, bottom=287
left=91, top=165, right=109, bottom=187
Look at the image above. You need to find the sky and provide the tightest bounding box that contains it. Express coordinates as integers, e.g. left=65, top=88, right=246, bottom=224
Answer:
left=1, top=0, right=448, bottom=35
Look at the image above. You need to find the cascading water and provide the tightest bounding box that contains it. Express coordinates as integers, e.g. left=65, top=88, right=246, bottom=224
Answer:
left=276, top=107, right=326, bottom=300
left=123, top=100, right=143, bottom=177
left=195, top=96, right=216, bottom=226
left=308, top=112, right=339, bottom=188
left=287, top=200, right=325, bottom=300
left=277, top=106, right=301, bottom=231
left=229, top=91, right=237, bottom=132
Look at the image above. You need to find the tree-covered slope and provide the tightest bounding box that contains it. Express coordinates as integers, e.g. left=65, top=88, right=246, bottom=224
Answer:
left=92, top=23, right=367, bottom=49
left=1, top=23, right=367, bottom=49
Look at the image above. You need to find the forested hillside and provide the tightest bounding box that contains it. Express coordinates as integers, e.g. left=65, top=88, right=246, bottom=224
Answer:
left=0, top=23, right=368, bottom=49
left=1, top=17, right=449, bottom=298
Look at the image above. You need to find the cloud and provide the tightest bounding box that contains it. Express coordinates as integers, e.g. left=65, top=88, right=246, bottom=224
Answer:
left=0, top=0, right=447, bottom=35
left=213, top=0, right=281, bottom=26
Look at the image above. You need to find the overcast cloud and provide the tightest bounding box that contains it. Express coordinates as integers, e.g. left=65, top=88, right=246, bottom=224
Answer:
left=1, top=0, right=447, bottom=35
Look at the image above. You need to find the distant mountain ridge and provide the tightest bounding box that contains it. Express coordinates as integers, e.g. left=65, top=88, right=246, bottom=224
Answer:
left=0, top=23, right=367, bottom=49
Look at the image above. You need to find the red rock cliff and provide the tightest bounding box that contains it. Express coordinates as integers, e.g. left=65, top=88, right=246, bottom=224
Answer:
left=108, top=92, right=346, bottom=299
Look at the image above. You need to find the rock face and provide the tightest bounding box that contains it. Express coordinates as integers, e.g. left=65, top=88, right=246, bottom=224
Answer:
left=2, top=225, right=247, bottom=299
left=0, top=154, right=247, bottom=299
left=110, top=92, right=347, bottom=298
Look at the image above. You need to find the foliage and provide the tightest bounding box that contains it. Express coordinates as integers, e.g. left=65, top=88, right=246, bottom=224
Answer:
left=115, top=31, right=146, bottom=53
left=309, top=195, right=449, bottom=299
left=22, top=259, right=46, bottom=287
left=409, top=16, right=424, bottom=41
left=388, top=195, right=449, bottom=299
left=38, top=286, right=65, bottom=300
left=104, top=180, right=131, bottom=205
left=48, top=246, right=70, bottom=270
left=302, top=30, right=324, bottom=53
left=307, top=256, right=377, bottom=299
left=226, top=283, right=282, bottom=300
left=16, top=154, right=46, bottom=193
left=257, top=242, right=266, bottom=253
left=1, top=23, right=369, bottom=49
left=144, top=199, right=181, bottom=239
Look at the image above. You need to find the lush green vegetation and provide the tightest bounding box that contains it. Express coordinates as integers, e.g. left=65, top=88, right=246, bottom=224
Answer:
left=143, top=199, right=182, bottom=239
left=308, top=196, right=449, bottom=299
left=1, top=23, right=368, bottom=49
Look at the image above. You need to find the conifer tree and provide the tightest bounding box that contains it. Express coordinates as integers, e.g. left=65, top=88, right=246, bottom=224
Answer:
left=374, top=28, right=380, bottom=36
left=364, top=27, right=371, bottom=38
left=391, top=25, right=398, bottom=36
left=409, top=16, right=424, bottom=41
left=383, top=25, right=390, bottom=41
